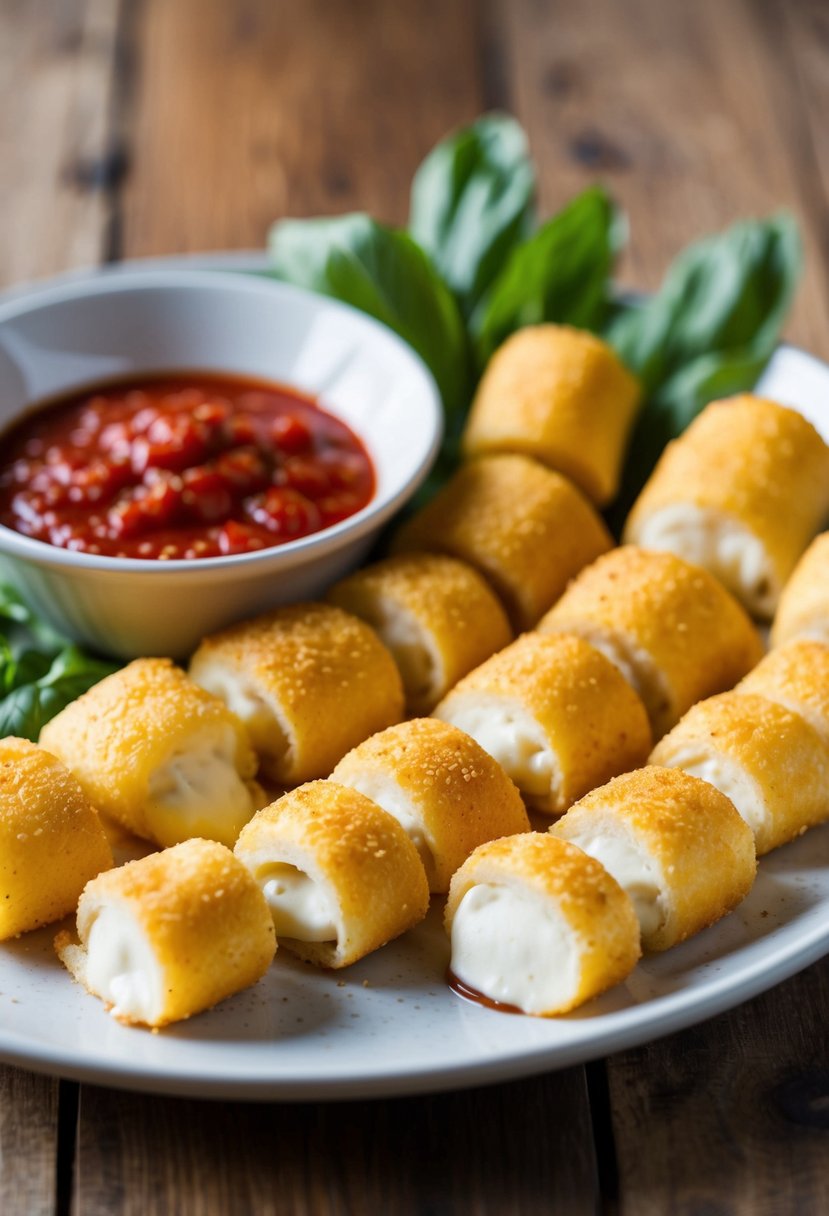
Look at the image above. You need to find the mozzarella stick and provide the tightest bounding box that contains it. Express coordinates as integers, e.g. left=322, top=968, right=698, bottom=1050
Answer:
left=462, top=324, right=641, bottom=505
left=737, top=638, right=829, bottom=747
left=445, top=834, right=640, bottom=1016
left=56, top=839, right=275, bottom=1028
left=392, top=454, right=613, bottom=630
left=433, top=632, right=651, bottom=815
left=0, top=738, right=112, bottom=939
left=772, top=532, right=829, bottom=646
left=327, top=554, right=512, bottom=714
left=551, top=767, right=756, bottom=952
left=624, top=395, right=829, bottom=618
left=650, top=692, right=829, bottom=855
left=190, top=603, right=404, bottom=785
left=331, top=719, right=530, bottom=893
left=234, top=782, right=430, bottom=968
left=539, top=547, right=763, bottom=738
left=39, top=659, right=261, bottom=849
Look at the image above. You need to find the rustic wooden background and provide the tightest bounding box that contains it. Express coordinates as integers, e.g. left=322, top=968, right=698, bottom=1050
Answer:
left=2, top=0, right=829, bottom=1212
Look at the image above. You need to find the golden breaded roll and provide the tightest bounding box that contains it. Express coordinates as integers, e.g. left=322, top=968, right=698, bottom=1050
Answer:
left=331, top=719, right=530, bottom=893
left=39, top=659, right=261, bottom=849
left=445, top=834, right=640, bottom=1016
left=650, top=692, right=829, bottom=855
left=462, top=325, right=641, bottom=505
left=393, top=454, right=613, bottom=630
left=55, top=838, right=275, bottom=1028
left=0, top=738, right=112, bottom=940
left=190, top=603, right=404, bottom=785
left=772, top=532, right=829, bottom=646
left=327, top=554, right=512, bottom=714
left=539, top=547, right=763, bottom=738
left=234, top=782, right=430, bottom=968
left=433, top=633, right=652, bottom=815
left=738, top=638, right=829, bottom=747
left=624, top=395, right=829, bottom=618
left=551, top=767, right=756, bottom=952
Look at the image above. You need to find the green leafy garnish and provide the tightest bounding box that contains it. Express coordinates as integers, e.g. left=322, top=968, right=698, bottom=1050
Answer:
left=0, top=585, right=118, bottom=741
left=471, top=186, right=620, bottom=369
left=409, top=113, right=535, bottom=321
left=268, top=212, right=472, bottom=431
left=606, top=213, right=801, bottom=524
left=265, top=115, right=801, bottom=523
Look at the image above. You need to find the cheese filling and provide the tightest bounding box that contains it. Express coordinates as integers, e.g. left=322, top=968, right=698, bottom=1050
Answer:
left=190, top=659, right=290, bottom=775
left=146, top=726, right=255, bottom=846
left=84, top=906, right=162, bottom=1024
left=333, top=769, right=437, bottom=888
left=436, top=697, right=556, bottom=802
left=632, top=504, right=777, bottom=617
left=661, top=747, right=770, bottom=841
left=562, top=828, right=665, bottom=940
left=450, top=883, right=580, bottom=1015
left=257, top=864, right=337, bottom=942
left=549, top=622, right=672, bottom=734
left=363, top=600, right=441, bottom=710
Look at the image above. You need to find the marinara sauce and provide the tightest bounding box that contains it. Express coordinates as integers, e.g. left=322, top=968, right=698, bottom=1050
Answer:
left=0, top=373, right=375, bottom=559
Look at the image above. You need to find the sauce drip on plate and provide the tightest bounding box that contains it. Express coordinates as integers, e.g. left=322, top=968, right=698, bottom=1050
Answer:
left=447, top=969, right=524, bottom=1015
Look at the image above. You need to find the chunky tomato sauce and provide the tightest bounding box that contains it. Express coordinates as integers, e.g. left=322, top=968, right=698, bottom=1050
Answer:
left=0, top=373, right=375, bottom=559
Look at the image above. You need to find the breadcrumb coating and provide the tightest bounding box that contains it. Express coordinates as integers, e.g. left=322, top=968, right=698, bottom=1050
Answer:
left=463, top=324, right=641, bottom=505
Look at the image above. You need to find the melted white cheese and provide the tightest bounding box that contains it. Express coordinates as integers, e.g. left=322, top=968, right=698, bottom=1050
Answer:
left=84, top=906, right=162, bottom=1024
left=258, top=864, right=337, bottom=942
left=630, top=504, right=776, bottom=616
left=662, top=747, right=769, bottom=841
left=145, top=726, right=255, bottom=846
left=450, top=883, right=580, bottom=1015
left=436, top=697, right=555, bottom=801
left=365, top=600, right=440, bottom=709
left=333, top=769, right=436, bottom=887
left=562, top=828, right=664, bottom=940
left=550, top=622, right=672, bottom=733
left=189, top=658, right=290, bottom=772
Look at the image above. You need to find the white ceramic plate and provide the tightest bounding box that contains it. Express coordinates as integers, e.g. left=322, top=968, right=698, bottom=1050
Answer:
left=0, top=257, right=828, bottom=1101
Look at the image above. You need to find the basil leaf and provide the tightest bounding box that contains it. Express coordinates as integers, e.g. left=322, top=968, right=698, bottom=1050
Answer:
left=608, top=213, right=801, bottom=527
left=0, top=584, right=34, bottom=626
left=0, top=645, right=118, bottom=742
left=607, top=213, right=800, bottom=394
left=268, top=213, right=472, bottom=427
left=409, top=113, right=536, bottom=320
left=471, top=186, right=620, bottom=369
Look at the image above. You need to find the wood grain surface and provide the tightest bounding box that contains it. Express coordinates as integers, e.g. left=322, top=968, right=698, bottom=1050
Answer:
left=1, top=1, right=828, bottom=1213
left=74, top=1069, right=599, bottom=1215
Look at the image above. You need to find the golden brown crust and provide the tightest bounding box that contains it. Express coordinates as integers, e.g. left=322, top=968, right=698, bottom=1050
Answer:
left=624, top=395, right=829, bottom=611
left=539, top=546, right=764, bottom=736
left=551, top=766, right=756, bottom=951
left=738, top=638, right=829, bottom=746
left=234, top=781, right=430, bottom=968
left=772, top=532, right=829, bottom=646
left=650, top=692, right=829, bottom=854
left=331, top=719, right=530, bottom=892
left=462, top=324, right=641, bottom=505
left=392, top=454, right=613, bottom=630
left=327, top=553, right=512, bottom=713
left=434, top=632, right=652, bottom=814
left=445, top=833, right=641, bottom=1013
left=190, top=603, right=404, bottom=784
left=0, top=738, right=112, bottom=939
left=56, top=838, right=276, bottom=1027
left=39, top=658, right=258, bottom=845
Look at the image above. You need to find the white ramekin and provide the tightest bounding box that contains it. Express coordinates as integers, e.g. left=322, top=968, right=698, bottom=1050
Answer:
left=0, top=270, right=442, bottom=656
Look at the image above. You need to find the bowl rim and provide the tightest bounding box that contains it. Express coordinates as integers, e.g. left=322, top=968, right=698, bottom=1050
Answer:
left=0, top=268, right=443, bottom=575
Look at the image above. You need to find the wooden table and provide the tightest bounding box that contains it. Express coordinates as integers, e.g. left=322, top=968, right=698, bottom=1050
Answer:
left=2, top=1, right=829, bottom=1211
